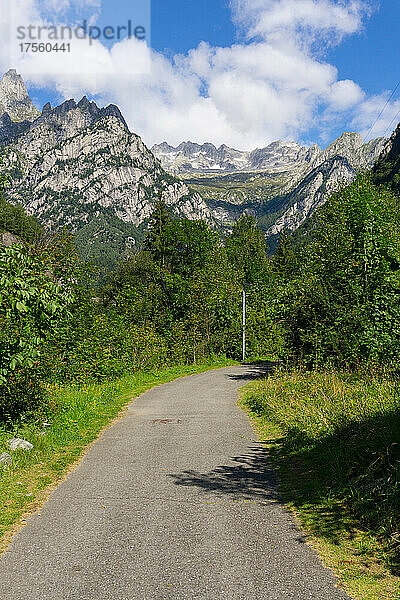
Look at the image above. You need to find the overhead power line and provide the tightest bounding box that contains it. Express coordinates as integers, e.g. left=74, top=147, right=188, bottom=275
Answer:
left=365, top=79, right=400, bottom=142
left=382, top=107, right=400, bottom=139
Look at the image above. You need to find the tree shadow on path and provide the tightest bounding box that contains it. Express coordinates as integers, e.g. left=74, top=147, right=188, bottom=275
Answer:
left=168, top=444, right=281, bottom=504
left=226, top=361, right=279, bottom=381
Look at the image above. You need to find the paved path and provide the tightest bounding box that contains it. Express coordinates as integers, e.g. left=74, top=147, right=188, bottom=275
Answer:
left=0, top=364, right=349, bottom=599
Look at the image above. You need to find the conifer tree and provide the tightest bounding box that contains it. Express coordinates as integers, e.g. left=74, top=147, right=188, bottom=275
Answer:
left=144, top=198, right=172, bottom=267
left=225, top=214, right=267, bottom=284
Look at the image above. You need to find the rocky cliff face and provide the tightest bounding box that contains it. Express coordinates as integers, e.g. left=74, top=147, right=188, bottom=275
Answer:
left=266, top=134, right=386, bottom=237
left=1, top=95, right=211, bottom=229
left=2, top=99, right=211, bottom=227
left=267, top=156, right=356, bottom=236
left=153, top=133, right=386, bottom=239
left=0, top=71, right=213, bottom=268
left=0, top=70, right=40, bottom=122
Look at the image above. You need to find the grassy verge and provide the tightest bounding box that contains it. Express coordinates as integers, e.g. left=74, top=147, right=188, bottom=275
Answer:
left=240, top=369, right=400, bottom=600
left=0, top=358, right=237, bottom=552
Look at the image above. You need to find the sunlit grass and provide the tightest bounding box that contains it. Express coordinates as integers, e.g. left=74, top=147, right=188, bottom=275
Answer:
left=241, top=369, right=400, bottom=599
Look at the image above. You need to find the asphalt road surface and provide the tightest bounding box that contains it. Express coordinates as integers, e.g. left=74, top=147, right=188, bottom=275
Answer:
left=0, top=364, right=350, bottom=599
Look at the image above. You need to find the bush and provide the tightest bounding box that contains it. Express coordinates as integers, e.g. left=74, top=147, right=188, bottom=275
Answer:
left=0, top=368, right=47, bottom=423
left=0, top=245, right=74, bottom=422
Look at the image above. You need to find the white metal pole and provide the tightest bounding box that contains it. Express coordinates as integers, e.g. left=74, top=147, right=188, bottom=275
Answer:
left=242, top=288, right=246, bottom=363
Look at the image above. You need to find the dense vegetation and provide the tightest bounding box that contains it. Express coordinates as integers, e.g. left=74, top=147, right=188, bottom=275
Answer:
left=372, top=123, right=400, bottom=195
left=1, top=148, right=400, bottom=582
left=274, top=175, right=400, bottom=368
left=0, top=167, right=39, bottom=241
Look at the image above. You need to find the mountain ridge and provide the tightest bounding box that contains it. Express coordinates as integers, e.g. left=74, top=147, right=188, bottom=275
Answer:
left=160, top=132, right=386, bottom=239
left=152, top=133, right=385, bottom=176
left=0, top=70, right=212, bottom=271
left=0, top=69, right=392, bottom=268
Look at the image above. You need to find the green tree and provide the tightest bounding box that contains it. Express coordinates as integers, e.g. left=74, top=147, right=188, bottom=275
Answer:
left=272, top=230, right=298, bottom=279
left=0, top=245, right=74, bottom=420
left=225, top=214, right=267, bottom=284
left=0, top=159, right=9, bottom=201
left=277, top=175, right=400, bottom=367
left=144, top=198, right=172, bottom=267
left=164, top=218, right=218, bottom=278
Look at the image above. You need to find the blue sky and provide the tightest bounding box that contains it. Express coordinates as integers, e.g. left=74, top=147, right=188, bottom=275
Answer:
left=30, top=0, right=238, bottom=110
left=3, top=0, right=400, bottom=150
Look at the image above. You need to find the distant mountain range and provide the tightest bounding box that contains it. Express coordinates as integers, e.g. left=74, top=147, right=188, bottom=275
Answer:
left=0, top=68, right=392, bottom=265
left=152, top=136, right=383, bottom=176
left=152, top=134, right=385, bottom=241
left=0, top=69, right=211, bottom=270
left=152, top=140, right=321, bottom=174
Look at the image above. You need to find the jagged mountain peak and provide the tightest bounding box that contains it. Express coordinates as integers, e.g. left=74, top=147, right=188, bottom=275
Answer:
left=42, top=102, right=52, bottom=115
left=0, top=69, right=40, bottom=122
left=0, top=83, right=213, bottom=271
left=324, top=131, right=364, bottom=151
left=45, top=96, right=126, bottom=124
left=0, top=93, right=127, bottom=145
left=153, top=132, right=386, bottom=177
left=152, top=138, right=315, bottom=174
left=1, top=69, right=24, bottom=90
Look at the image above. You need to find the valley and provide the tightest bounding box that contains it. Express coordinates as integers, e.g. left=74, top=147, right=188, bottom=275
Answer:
left=1, top=65, right=400, bottom=599
left=0, top=68, right=387, bottom=266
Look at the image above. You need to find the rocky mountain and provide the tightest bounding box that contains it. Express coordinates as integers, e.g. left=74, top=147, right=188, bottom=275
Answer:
left=0, top=70, right=40, bottom=122
left=152, top=134, right=384, bottom=177
left=154, top=133, right=386, bottom=242
left=152, top=140, right=318, bottom=174
left=0, top=70, right=212, bottom=270
left=265, top=134, right=386, bottom=238
left=267, top=156, right=356, bottom=238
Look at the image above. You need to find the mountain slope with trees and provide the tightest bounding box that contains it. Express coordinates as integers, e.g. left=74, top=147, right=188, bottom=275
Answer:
left=0, top=70, right=212, bottom=273
left=372, top=122, right=400, bottom=194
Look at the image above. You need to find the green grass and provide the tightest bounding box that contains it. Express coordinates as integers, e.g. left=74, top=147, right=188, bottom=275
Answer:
left=185, top=171, right=292, bottom=206
left=0, top=358, right=237, bottom=551
left=240, top=369, right=400, bottom=600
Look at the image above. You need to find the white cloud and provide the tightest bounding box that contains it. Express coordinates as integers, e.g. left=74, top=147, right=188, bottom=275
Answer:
left=231, top=0, right=371, bottom=45
left=352, top=93, right=400, bottom=139
left=1, top=0, right=396, bottom=150
left=327, top=79, right=365, bottom=111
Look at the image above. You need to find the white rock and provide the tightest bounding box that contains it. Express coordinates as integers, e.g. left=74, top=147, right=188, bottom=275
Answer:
left=0, top=452, right=13, bottom=466
left=7, top=438, right=34, bottom=451
left=0, top=69, right=40, bottom=122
